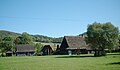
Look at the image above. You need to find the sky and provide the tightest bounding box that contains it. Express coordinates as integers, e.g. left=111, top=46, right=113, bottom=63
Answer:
left=0, top=0, right=120, bottom=37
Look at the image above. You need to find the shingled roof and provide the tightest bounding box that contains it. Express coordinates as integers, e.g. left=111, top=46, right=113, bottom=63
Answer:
left=16, top=44, right=35, bottom=52
left=60, top=36, right=91, bottom=50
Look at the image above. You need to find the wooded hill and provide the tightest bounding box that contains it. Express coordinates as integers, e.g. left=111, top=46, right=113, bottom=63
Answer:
left=0, top=30, right=63, bottom=43
left=0, top=30, right=20, bottom=38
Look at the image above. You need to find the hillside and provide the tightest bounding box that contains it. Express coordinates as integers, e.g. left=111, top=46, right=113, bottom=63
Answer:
left=32, top=35, right=63, bottom=43
left=0, top=30, right=20, bottom=38
left=0, top=30, right=63, bottom=43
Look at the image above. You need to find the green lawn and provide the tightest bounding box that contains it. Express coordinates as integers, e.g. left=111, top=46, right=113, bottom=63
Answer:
left=0, top=53, right=120, bottom=70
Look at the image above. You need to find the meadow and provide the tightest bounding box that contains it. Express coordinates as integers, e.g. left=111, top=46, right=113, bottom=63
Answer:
left=0, top=53, right=120, bottom=70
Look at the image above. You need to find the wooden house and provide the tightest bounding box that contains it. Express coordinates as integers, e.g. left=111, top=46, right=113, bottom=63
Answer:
left=58, top=36, right=92, bottom=55
left=41, top=45, right=53, bottom=55
left=6, top=51, right=12, bottom=56
left=16, top=44, right=35, bottom=56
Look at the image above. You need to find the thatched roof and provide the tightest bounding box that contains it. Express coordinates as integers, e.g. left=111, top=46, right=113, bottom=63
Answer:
left=16, top=44, right=35, bottom=52
left=60, top=36, right=91, bottom=50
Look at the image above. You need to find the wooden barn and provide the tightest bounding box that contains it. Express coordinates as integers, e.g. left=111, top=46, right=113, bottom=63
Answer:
left=16, top=44, right=35, bottom=56
left=6, top=51, right=12, bottom=56
left=58, top=36, right=92, bottom=55
left=41, top=45, right=53, bottom=55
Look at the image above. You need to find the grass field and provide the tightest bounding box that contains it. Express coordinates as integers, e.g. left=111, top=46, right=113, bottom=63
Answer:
left=0, top=53, right=120, bottom=70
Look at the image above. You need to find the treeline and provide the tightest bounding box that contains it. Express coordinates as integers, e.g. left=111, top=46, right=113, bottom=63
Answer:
left=0, top=30, right=63, bottom=43
left=0, top=30, right=20, bottom=38
left=32, top=35, right=63, bottom=43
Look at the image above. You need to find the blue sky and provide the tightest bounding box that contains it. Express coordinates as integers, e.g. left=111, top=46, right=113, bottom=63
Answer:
left=0, top=0, right=120, bottom=37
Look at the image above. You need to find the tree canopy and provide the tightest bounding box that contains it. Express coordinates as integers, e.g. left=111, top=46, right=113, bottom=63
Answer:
left=86, top=22, right=119, bottom=56
left=0, top=36, right=15, bottom=56
left=35, top=43, right=43, bottom=56
left=14, top=32, right=33, bottom=44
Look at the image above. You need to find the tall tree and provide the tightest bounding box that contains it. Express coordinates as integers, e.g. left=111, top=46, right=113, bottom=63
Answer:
left=86, top=22, right=119, bottom=56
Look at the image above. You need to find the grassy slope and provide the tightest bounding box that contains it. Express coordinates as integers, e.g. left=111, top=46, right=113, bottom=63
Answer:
left=0, top=53, right=120, bottom=70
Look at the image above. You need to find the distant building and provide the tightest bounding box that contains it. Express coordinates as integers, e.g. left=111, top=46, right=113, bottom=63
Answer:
left=16, top=44, right=35, bottom=56
left=6, top=51, right=12, bottom=56
left=41, top=45, right=53, bottom=55
left=41, top=43, right=61, bottom=55
left=58, top=36, right=92, bottom=55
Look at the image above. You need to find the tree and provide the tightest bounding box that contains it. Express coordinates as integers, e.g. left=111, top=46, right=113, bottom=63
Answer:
left=86, top=22, right=119, bottom=56
left=21, top=32, right=33, bottom=44
left=0, top=37, right=15, bottom=56
left=14, top=32, right=33, bottom=44
left=35, top=43, right=43, bottom=56
left=14, top=36, right=22, bottom=44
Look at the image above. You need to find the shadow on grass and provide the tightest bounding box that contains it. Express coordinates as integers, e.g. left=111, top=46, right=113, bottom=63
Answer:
left=107, top=62, right=120, bottom=65
left=55, top=55, right=94, bottom=58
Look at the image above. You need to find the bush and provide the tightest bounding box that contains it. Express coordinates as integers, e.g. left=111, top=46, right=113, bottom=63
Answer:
left=94, top=50, right=106, bottom=57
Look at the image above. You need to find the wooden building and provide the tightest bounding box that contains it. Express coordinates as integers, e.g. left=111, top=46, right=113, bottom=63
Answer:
left=41, top=45, right=53, bottom=55
left=16, top=44, right=35, bottom=56
left=6, top=51, right=12, bottom=56
left=58, top=36, right=92, bottom=55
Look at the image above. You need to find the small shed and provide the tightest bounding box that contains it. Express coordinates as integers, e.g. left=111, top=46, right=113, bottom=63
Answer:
left=6, top=51, right=12, bottom=56
left=41, top=45, right=53, bottom=55
left=16, top=44, right=35, bottom=56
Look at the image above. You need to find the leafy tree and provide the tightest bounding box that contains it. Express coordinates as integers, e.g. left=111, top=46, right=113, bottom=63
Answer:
left=86, top=22, right=119, bottom=56
left=0, top=37, right=15, bottom=56
left=14, top=36, right=22, bottom=44
left=21, top=32, right=33, bottom=44
left=14, top=32, right=33, bottom=44
left=0, top=37, right=2, bottom=42
left=35, top=43, right=43, bottom=56
left=119, top=34, right=120, bottom=47
left=3, top=37, right=12, bottom=41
